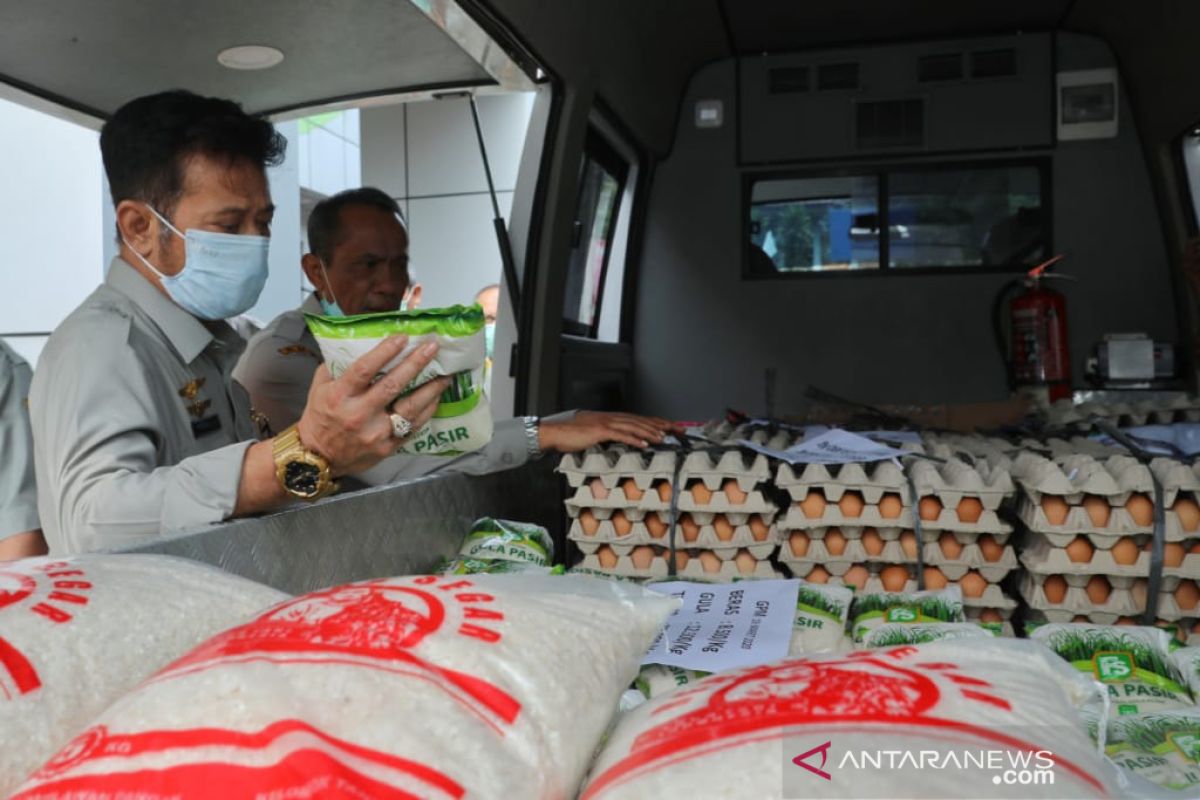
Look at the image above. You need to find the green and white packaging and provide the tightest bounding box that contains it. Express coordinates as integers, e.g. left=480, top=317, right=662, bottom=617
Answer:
left=634, top=664, right=710, bottom=700
left=437, top=557, right=552, bottom=576
left=861, top=622, right=993, bottom=649
left=788, top=580, right=853, bottom=655
left=849, top=586, right=964, bottom=644
left=1172, top=647, right=1200, bottom=696
left=1029, top=624, right=1194, bottom=716
left=1107, top=710, right=1200, bottom=794
left=305, top=304, right=491, bottom=456
left=460, top=517, right=554, bottom=567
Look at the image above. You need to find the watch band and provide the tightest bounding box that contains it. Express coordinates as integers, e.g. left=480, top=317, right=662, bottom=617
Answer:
left=522, top=415, right=542, bottom=459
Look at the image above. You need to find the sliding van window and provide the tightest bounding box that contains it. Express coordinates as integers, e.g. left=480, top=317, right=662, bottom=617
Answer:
left=562, top=130, right=629, bottom=337
left=1180, top=127, right=1200, bottom=231
left=746, top=159, right=1049, bottom=276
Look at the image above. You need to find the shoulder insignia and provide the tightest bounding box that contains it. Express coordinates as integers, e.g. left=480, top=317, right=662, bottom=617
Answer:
left=278, top=344, right=321, bottom=359
left=178, top=377, right=207, bottom=400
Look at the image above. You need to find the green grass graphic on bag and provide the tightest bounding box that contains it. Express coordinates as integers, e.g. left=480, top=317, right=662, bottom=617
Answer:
left=305, top=304, right=492, bottom=456
left=1108, top=710, right=1200, bottom=792
left=849, top=587, right=964, bottom=644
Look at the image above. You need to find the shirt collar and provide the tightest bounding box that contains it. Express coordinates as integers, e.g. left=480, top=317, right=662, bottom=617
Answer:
left=105, top=256, right=213, bottom=364
left=301, top=292, right=324, bottom=315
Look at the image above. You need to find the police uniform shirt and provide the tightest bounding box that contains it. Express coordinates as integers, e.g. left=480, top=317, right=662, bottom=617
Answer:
left=234, top=293, right=537, bottom=483
left=30, top=257, right=260, bottom=554
left=0, top=340, right=40, bottom=540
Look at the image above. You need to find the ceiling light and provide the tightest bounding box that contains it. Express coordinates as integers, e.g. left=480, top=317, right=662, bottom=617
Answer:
left=217, top=45, right=285, bottom=71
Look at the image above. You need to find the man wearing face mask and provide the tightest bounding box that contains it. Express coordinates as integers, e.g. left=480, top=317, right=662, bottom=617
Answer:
left=236, top=187, right=676, bottom=483
left=29, top=92, right=448, bottom=554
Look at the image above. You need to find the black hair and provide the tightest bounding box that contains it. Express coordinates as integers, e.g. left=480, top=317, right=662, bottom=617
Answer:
left=307, top=187, right=406, bottom=263
left=100, top=90, right=286, bottom=218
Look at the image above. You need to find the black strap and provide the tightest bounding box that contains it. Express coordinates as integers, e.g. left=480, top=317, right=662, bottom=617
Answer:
left=902, top=460, right=926, bottom=590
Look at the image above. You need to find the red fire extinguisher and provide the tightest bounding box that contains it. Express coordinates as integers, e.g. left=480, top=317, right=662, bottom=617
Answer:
left=994, top=254, right=1073, bottom=403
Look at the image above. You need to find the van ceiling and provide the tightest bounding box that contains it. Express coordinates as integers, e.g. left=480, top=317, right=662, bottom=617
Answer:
left=0, top=0, right=492, bottom=118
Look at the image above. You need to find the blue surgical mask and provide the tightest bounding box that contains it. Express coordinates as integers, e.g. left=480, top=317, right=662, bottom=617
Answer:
left=124, top=206, right=269, bottom=321
left=485, top=322, right=496, bottom=358
left=317, top=260, right=414, bottom=316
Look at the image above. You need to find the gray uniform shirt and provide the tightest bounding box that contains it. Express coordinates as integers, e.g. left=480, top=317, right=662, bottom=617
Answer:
left=30, top=258, right=259, bottom=554
left=233, top=294, right=536, bottom=483
left=0, top=340, right=40, bottom=539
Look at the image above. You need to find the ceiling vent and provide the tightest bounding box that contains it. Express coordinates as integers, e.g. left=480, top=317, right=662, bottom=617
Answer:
left=855, top=98, right=925, bottom=149
left=817, top=62, right=860, bottom=91
left=917, top=53, right=963, bottom=83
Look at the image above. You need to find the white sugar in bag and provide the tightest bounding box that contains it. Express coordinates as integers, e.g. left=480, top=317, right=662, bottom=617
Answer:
left=581, top=638, right=1117, bottom=799
left=0, top=555, right=287, bottom=795
left=13, top=573, right=677, bottom=798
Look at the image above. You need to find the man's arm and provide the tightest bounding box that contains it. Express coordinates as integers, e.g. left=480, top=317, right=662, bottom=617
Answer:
left=0, top=348, right=44, bottom=558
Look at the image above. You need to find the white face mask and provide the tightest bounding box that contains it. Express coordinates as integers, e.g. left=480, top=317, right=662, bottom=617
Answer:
left=124, top=206, right=270, bottom=320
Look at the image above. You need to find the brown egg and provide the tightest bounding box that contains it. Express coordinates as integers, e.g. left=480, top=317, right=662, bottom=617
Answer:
left=723, top=479, right=748, bottom=505
left=861, top=528, right=885, bottom=557
left=919, top=496, right=943, bottom=522
left=938, top=532, right=963, bottom=561
left=671, top=550, right=690, bottom=571
left=923, top=566, right=948, bottom=589
left=838, top=491, right=865, bottom=519
left=612, top=510, right=633, bottom=538
left=959, top=571, right=988, bottom=598
left=713, top=515, right=735, bottom=542
left=1175, top=497, right=1200, bottom=533
left=630, top=546, right=655, bottom=570
left=1126, top=493, right=1154, bottom=527
left=1072, top=615, right=1090, bottom=623
left=644, top=512, right=668, bottom=539
left=1065, top=536, right=1095, bottom=564
left=899, top=531, right=918, bottom=560
left=621, top=478, right=644, bottom=502
left=977, top=534, right=1004, bottom=563
left=978, top=609, right=1003, bottom=623
left=1085, top=575, right=1112, bottom=606
left=690, top=481, right=713, bottom=505
left=880, top=565, right=910, bottom=593
left=799, top=490, right=827, bottom=519
left=1191, top=541, right=1200, bottom=555
left=1115, top=616, right=1138, bottom=626
left=1164, top=542, right=1186, bottom=568
left=1043, top=575, right=1068, bottom=604
left=789, top=531, right=810, bottom=557
left=1041, top=496, right=1070, bottom=526
left=597, top=545, right=618, bottom=569
left=823, top=529, right=848, bottom=556
left=656, top=481, right=672, bottom=502
left=842, top=565, right=870, bottom=591
left=1082, top=495, right=1111, bottom=528
left=805, top=565, right=831, bottom=584
left=957, top=497, right=984, bottom=524
left=589, top=477, right=610, bottom=501
left=734, top=550, right=758, bottom=575
left=579, top=509, right=600, bottom=536
left=680, top=514, right=701, bottom=543
left=1176, top=580, right=1200, bottom=611
left=878, top=493, right=903, bottom=519
left=1192, top=620, right=1200, bottom=635
left=1110, top=537, right=1140, bottom=566
left=699, top=551, right=722, bottom=574
left=749, top=515, right=770, bottom=542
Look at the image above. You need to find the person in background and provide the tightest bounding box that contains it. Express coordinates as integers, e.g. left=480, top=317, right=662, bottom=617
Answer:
left=474, top=283, right=499, bottom=390
left=30, top=92, right=448, bottom=554
left=0, top=340, right=46, bottom=560
left=235, top=187, right=675, bottom=484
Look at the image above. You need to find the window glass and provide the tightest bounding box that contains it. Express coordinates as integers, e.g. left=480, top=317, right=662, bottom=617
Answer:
left=1181, top=129, right=1200, bottom=231
left=748, top=175, right=879, bottom=272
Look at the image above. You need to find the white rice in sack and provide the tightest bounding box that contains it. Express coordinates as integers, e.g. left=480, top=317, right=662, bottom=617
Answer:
left=12, top=573, right=677, bottom=798
left=306, top=304, right=492, bottom=456
left=580, top=638, right=1117, bottom=800
left=849, top=586, right=965, bottom=644
left=1029, top=623, right=1194, bottom=715
left=1107, top=709, right=1200, bottom=796
left=0, top=555, right=287, bottom=795
left=789, top=580, right=852, bottom=655
left=861, top=622, right=994, bottom=649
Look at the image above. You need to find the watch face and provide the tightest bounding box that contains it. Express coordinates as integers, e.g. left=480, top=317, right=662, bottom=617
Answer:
left=284, top=460, right=322, bottom=497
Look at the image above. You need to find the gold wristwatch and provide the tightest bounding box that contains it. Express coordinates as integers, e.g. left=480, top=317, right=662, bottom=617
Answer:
left=272, top=424, right=338, bottom=501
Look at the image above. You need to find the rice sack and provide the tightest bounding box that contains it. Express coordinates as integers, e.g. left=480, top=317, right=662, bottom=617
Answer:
left=789, top=580, right=853, bottom=655
left=580, top=638, right=1116, bottom=799
left=1171, top=646, right=1200, bottom=696
left=0, top=555, right=287, bottom=795
left=1107, top=709, right=1200, bottom=795
left=1029, top=623, right=1193, bottom=715
left=306, top=304, right=491, bottom=456
left=635, top=664, right=709, bottom=699
left=850, top=586, right=965, bottom=645
left=12, top=573, right=677, bottom=799
left=862, top=622, right=994, bottom=649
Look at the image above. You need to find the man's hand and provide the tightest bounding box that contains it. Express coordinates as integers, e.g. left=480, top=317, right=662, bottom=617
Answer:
left=296, top=336, right=450, bottom=476
left=538, top=411, right=679, bottom=452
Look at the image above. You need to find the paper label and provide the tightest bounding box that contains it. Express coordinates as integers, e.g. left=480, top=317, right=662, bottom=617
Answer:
left=642, top=580, right=799, bottom=672
left=738, top=429, right=909, bottom=465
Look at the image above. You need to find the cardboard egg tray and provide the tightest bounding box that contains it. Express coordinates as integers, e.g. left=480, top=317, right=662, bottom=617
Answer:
left=564, top=480, right=778, bottom=515
left=776, top=524, right=1014, bottom=547
left=567, top=507, right=780, bottom=550
left=1017, top=572, right=1200, bottom=622
left=779, top=498, right=1013, bottom=535
left=576, top=547, right=781, bottom=581
left=784, top=564, right=1017, bottom=611
left=1015, top=453, right=1200, bottom=505
left=557, top=446, right=677, bottom=488
left=572, top=529, right=776, bottom=561
left=776, top=460, right=908, bottom=504
left=1044, top=396, right=1200, bottom=428
left=1019, top=532, right=1200, bottom=580
left=1014, top=492, right=1200, bottom=542
left=778, top=533, right=1017, bottom=583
